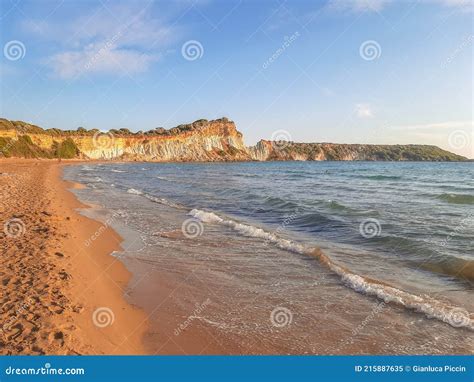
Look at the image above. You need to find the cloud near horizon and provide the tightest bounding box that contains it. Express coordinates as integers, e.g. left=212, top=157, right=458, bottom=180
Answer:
left=355, top=103, right=374, bottom=118
left=22, top=3, right=179, bottom=79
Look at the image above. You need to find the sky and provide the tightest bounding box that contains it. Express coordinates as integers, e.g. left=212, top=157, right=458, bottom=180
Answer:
left=0, top=0, right=472, bottom=158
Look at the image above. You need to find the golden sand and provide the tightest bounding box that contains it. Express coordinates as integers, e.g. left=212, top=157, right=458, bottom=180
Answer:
left=0, top=159, right=146, bottom=354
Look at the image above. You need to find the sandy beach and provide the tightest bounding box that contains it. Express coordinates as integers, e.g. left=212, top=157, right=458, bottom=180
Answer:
left=0, top=159, right=146, bottom=355
left=1, top=159, right=472, bottom=356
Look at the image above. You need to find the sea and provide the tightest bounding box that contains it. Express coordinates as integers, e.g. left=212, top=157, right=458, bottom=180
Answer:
left=64, top=161, right=473, bottom=354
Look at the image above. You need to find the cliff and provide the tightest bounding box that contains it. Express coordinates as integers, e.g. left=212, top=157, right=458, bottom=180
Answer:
left=0, top=117, right=467, bottom=161
left=248, top=140, right=466, bottom=161
left=0, top=118, right=249, bottom=161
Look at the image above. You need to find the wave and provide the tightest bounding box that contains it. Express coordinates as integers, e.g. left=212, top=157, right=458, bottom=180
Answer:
left=418, top=256, right=474, bottom=282
left=436, top=193, right=474, bottom=205
left=325, top=200, right=355, bottom=212
left=126, top=188, right=182, bottom=208
left=189, top=209, right=306, bottom=253
left=111, top=169, right=126, bottom=173
left=363, top=175, right=402, bottom=181
left=143, top=193, right=182, bottom=209
left=291, top=212, right=340, bottom=231
left=127, top=188, right=143, bottom=195
left=188, top=208, right=473, bottom=331
left=234, top=173, right=259, bottom=178
left=262, top=196, right=300, bottom=211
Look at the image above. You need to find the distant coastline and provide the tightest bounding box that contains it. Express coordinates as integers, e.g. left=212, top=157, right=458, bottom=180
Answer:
left=0, top=117, right=467, bottom=162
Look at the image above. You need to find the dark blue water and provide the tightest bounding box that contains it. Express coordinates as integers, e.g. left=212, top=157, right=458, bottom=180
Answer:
left=81, top=161, right=473, bottom=279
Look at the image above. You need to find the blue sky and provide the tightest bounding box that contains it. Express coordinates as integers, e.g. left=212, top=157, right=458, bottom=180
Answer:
left=0, top=0, right=472, bottom=157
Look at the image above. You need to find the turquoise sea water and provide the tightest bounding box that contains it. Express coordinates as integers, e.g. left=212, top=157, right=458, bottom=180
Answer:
left=65, top=161, right=473, bottom=354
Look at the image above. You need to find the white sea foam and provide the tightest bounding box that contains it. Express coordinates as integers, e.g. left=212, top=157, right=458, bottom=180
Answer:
left=126, top=188, right=179, bottom=208
left=189, top=209, right=223, bottom=223
left=127, top=188, right=143, bottom=195
left=144, top=194, right=182, bottom=209
left=188, top=208, right=474, bottom=331
left=111, top=169, right=126, bottom=173
left=188, top=209, right=304, bottom=253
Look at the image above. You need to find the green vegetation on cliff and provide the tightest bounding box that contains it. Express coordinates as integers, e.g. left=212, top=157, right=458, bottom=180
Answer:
left=52, top=138, right=80, bottom=159
left=0, top=135, right=79, bottom=159
left=0, top=135, right=53, bottom=158
left=270, top=142, right=466, bottom=162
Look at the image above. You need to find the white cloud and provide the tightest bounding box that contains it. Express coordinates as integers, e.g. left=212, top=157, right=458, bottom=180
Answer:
left=23, top=3, right=181, bottom=78
left=327, top=0, right=391, bottom=13
left=49, top=45, right=159, bottom=79
left=355, top=103, right=374, bottom=118
left=327, top=0, right=473, bottom=13
left=436, top=0, right=474, bottom=11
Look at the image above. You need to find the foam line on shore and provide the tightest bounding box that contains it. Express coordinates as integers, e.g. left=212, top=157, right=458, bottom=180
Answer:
left=188, top=208, right=474, bottom=331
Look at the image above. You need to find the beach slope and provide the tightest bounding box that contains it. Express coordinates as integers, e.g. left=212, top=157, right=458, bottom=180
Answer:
left=0, top=160, right=146, bottom=354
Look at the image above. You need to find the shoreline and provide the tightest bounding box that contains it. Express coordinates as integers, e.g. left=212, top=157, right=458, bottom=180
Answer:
left=2, top=158, right=472, bottom=355
left=0, top=159, right=147, bottom=354
left=56, top=162, right=148, bottom=354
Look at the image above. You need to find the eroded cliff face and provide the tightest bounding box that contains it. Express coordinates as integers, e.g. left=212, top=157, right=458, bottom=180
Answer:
left=0, top=118, right=251, bottom=161
left=0, top=117, right=466, bottom=161
left=72, top=119, right=249, bottom=161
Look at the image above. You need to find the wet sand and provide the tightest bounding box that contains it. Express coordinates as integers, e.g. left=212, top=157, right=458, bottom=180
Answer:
left=0, top=159, right=146, bottom=354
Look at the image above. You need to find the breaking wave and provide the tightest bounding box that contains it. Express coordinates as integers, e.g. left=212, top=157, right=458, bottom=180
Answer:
left=127, top=188, right=143, bottom=195
left=188, top=208, right=474, bottom=331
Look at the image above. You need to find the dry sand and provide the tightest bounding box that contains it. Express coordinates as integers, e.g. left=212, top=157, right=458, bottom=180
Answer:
left=0, top=159, right=147, bottom=354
